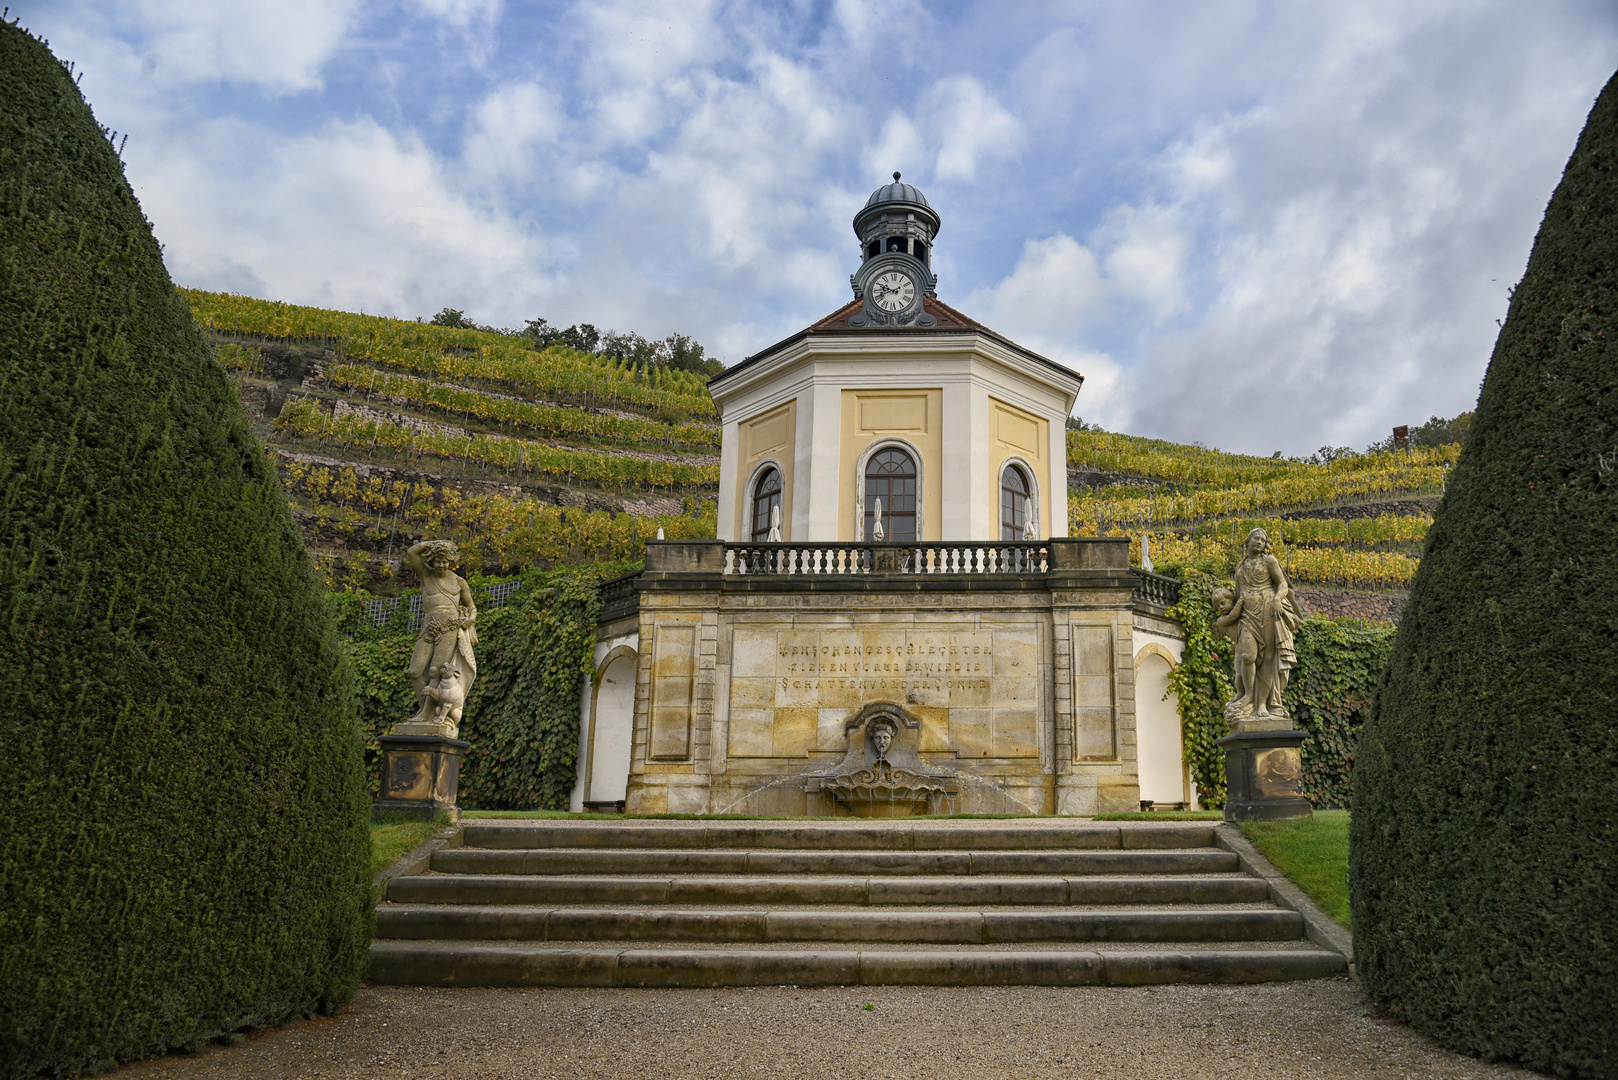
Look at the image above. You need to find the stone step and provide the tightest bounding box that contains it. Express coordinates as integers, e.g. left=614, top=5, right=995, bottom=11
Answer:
left=462, top=822, right=1216, bottom=852
left=431, top=847, right=1240, bottom=877
left=375, top=904, right=1300, bottom=944
left=386, top=874, right=1271, bottom=907
left=367, top=941, right=1347, bottom=988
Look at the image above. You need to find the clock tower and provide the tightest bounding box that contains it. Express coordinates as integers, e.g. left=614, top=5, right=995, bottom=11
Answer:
left=849, top=172, right=939, bottom=328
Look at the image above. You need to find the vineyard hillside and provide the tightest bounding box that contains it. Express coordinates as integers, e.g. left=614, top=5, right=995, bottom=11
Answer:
left=188, top=290, right=721, bottom=591
left=190, top=290, right=1455, bottom=617
left=1068, top=430, right=1461, bottom=621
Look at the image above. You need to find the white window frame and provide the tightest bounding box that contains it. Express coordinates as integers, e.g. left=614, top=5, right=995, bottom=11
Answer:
left=854, top=438, right=924, bottom=542
left=997, top=456, right=1041, bottom=540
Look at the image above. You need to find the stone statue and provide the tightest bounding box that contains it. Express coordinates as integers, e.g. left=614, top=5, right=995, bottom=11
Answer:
left=398, top=539, right=478, bottom=737
left=1213, top=528, right=1302, bottom=724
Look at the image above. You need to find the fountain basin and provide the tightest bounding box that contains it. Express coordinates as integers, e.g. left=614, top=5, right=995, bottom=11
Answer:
left=812, top=761, right=959, bottom=817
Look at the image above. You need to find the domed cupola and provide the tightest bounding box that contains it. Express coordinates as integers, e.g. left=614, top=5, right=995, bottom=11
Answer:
left=849, top=172, right=940, bottom=328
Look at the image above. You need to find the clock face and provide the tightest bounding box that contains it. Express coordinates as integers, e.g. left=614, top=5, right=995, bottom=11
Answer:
left=871, top=271, right=915, bottom=312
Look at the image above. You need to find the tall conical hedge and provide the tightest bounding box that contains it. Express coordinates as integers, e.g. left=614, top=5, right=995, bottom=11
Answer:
left=0, top=24, right=371, bottom=1077
left=1351, top=70, right=1618, bottom=1079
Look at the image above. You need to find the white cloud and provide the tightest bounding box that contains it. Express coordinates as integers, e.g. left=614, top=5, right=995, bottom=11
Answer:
left=926, top=76, right=1022, bottom=182
left=410, top=0, right=501, bottom=26
left=1102, top=2, right=1618, bottom=454
left=113, top=0, right=362, bottom=93
left=463, top=82, right=562, bottom=184
left=139, top=116, right=550, bottom=320
left=574, top=0, right=721, bottom=145
left=864, top=112, right=924, bottom=182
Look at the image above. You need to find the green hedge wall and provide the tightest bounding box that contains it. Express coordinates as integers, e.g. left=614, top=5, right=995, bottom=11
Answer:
left=335, top=563, right=621, bottom=809
left=1168, top=571, right=1394, bottom=810
left=1350, top=69, right=1618, bottom=1078
left=0, top=24, right=371, bottom=1077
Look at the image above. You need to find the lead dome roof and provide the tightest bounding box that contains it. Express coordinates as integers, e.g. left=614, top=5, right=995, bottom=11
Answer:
left=864, top=179, right=931, bottom=209
left=854, top=172, right=941, bottom=239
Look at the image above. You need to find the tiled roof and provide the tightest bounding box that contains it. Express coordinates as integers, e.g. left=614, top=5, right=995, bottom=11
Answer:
left=712, top=296, right=1081, bottom=391
left=808, top=297, right=987, bottom=331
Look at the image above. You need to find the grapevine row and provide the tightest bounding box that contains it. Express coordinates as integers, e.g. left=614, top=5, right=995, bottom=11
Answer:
left=186, top=289, right=718, bottom=417
left=322, top=363, right=720, bottom=450
left=1067, top=430, right=1459, bottom=487
left=1069, top=461, right=1449, bottom=527
left=282, top=459, right=717, bottom=575
left=275, top=398, right=720, bottom=491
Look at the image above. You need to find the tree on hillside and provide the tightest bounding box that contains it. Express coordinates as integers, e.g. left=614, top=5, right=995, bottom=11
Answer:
left=1350, top=69, right=1618, bottom=1078
left=0, top=23, right=371, bottom=1077
left=1363, top=411, right=1474, bottom=454
left=430, top=306, right=475, bottom=328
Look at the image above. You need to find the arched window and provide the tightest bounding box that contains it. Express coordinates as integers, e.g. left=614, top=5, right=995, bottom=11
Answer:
left=750, top=467, right=782, bottom=542
left=865, top=448, right=917, bottom=542
left=1001, top=464, right=1032, bottom=540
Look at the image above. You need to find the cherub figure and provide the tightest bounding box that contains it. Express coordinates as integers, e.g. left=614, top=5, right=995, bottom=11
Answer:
left=424, top=663, right=467, bottom=727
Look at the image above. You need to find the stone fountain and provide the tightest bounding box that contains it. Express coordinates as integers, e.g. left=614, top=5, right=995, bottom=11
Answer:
left=804, top=703, right=958, bottom=817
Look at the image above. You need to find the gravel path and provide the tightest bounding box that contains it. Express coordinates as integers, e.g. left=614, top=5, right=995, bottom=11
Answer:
left=105, top=977, right=1540, bottom=1080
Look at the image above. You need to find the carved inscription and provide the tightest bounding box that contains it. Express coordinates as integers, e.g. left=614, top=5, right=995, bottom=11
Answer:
left=777, top=638, right=992, bottom=696
left=728, top=627, right=1040, bottom=761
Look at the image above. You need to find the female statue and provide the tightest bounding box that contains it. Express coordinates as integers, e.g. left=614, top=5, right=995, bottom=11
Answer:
left=1213, top=528, right=1302, bottom=721
left=402, top=539, right=478, bottom=733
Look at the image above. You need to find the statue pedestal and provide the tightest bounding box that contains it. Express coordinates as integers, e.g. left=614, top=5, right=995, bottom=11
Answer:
left=1216, top=728, right=1312, bottom=822
left=373, top=734, right=470, bottom=821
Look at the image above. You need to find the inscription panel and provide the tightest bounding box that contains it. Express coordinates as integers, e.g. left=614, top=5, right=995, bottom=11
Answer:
left=727, top=626, right=1039, bottom=759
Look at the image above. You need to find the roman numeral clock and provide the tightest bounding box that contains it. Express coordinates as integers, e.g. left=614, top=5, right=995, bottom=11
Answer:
left=848, top=172, right=940, bottom=328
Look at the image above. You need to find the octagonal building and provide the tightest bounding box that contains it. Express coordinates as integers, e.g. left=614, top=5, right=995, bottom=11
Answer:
left=711, top=175, right=1081, bottom=545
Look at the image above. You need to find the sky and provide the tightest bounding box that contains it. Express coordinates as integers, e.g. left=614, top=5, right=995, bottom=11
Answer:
left=20, top=0, right=1618, bottom=455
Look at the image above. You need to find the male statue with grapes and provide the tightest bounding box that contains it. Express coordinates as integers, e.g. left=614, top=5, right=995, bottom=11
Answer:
left=396, top=539, right=478, bottom=738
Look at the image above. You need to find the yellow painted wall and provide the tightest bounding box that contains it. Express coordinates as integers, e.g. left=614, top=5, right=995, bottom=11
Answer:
left=732, top=400, right=796, bottom=541
left=837, top=388, right=943, bottom=541
left=987, top=397, right=1050, bottom=538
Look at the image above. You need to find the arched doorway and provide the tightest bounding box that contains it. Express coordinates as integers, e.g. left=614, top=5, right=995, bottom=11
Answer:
left=1135, top=647, right=1188, bottom=807
left=585, top=651, right=637, bottom=807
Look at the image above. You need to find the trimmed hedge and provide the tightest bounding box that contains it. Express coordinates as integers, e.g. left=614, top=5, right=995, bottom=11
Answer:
left=0, top=23, right=371, bottom=1077
left=1350, top=69, right=1618, bottom=1078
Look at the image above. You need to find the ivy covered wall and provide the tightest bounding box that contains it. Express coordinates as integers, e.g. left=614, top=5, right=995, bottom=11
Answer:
left=1167, top=571, right=1394, bottom=809
left=333, top=562, right=630, bottom=810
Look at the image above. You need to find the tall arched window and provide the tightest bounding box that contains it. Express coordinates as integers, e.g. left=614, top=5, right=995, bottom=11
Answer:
left=1001, top=464, right=1032, bottom=540
left=750, top=467, right=781, bottom=542
left=865, top=448, right=917, bottom=542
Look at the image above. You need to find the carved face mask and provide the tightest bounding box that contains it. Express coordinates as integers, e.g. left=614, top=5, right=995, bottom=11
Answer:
left=872, top=726, right=893, bottom=757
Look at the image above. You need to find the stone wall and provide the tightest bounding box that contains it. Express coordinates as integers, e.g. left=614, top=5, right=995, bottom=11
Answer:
left=1282, top=497, right=1439, bottom=522
left=622, top=539, right=1173, bottom=817
left=1294, top=587, right=1406, bottom=624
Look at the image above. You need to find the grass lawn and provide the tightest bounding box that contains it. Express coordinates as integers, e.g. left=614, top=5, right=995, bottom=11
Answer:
left=1242, top=809, right=1351, bottom=928
left=370, top=815, right=451, bottom=878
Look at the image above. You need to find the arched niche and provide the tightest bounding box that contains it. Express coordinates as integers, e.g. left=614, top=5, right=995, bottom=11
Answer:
left=585, top=645, right=639, bottom=806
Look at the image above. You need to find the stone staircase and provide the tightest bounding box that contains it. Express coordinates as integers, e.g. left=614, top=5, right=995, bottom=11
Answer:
left=368, top=820, right=1347, bottom=988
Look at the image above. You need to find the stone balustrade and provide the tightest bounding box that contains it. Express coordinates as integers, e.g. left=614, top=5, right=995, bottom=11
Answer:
left=723, top=541, right=1049, bottom=576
